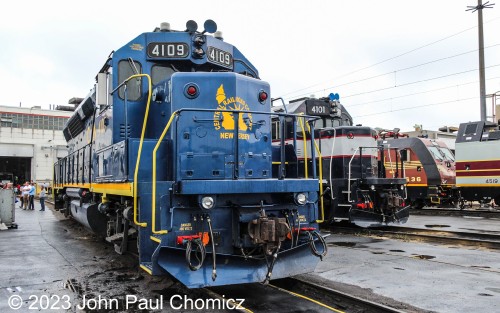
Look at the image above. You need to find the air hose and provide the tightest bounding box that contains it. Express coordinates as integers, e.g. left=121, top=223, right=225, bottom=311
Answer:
left=185, top=238, right=206, bottom=271
left=295, top=210, right=301, bottom=247
left=283, top=211, right=294, bottom=247
left=263, top=242, right=281, bottom=284
left=206, top=215, right=217, bottom=281
left=307, top=230, right=328, bottom=261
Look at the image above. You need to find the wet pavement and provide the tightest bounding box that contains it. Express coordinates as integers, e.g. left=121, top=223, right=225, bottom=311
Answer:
left=312, top=215, right=500, bottom=313
left=0, top=201, right=223, bottom=312
left=2, top=202, right=500, bottom=312
left=401, top=214, right=500, bottom=235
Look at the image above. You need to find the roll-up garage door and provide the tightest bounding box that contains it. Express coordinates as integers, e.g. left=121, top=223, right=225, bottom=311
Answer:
left=0, top=144, right=34, bottom=157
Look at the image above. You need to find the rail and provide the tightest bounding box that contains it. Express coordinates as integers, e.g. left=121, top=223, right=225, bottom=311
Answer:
left=298, top=116, right=309, bottom=178
left=299, top=114, right=325, bottom=223
left=327, top=128, right=337, bottom=200
left=111, top=74, right=153, bottom=228
left=53, top=142, right=93, bottom=186
left=347, top=146, right=379, bottom=203
left=151, top=111, right=179, bottom=235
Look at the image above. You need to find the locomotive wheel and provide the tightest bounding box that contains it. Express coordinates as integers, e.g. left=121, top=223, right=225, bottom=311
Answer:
left=411, top=200, right=424, bottom=210
left=64, top=201, right=70, bottom=218
left=494, top=196, right=500, bottom=207
left=459, top=199, right=467, bottom=210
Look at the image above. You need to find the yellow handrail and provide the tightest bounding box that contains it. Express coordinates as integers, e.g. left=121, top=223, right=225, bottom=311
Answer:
left=298, top=114, right=325, bottom=223
left=129, top=74, right=152, bottom=228
left=151, top=111, right=179, bottom=235
left=298, top=117, right=308, bottom=178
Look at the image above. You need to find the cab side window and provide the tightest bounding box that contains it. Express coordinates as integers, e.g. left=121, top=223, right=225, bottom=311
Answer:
left=118, top=60, right=142, bottom=101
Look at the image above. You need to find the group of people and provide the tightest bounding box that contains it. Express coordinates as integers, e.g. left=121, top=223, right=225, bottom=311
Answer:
left=18, top=182, right=46, bottom=211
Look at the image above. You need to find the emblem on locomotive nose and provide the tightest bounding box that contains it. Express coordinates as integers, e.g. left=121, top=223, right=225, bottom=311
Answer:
left=213, top=84, right=252, bottom=140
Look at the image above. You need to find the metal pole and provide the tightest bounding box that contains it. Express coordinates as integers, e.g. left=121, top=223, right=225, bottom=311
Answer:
left=467, top=0, right=495, bottom=122
left=478, top=0, right=487, bottom=121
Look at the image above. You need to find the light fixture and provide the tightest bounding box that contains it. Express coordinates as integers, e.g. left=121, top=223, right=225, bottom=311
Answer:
left=200, top=196, right=215, bottom=209
left=295, top=192, right=307, bottom=205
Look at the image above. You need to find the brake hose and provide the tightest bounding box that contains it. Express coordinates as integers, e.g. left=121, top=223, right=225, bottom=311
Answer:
left=295, top=210, right=301, bottom=247
left=186, top=238, right=206, bottom=271
left=263, top=242, right=281, bottom=284
left=283, top=211, right=294, bottom=247
left=307, top=230, right=328, bottom=261
left=206, top=215, right=217, bottom=281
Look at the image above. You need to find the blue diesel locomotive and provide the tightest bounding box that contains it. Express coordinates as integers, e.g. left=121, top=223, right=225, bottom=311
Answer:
left=53, top=20, right=326, bottom=288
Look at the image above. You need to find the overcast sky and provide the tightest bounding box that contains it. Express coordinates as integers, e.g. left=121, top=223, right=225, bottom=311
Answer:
left=1, top=0, right=499, bottom=131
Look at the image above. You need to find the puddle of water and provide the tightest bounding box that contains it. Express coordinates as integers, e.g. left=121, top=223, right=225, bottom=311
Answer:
left=412, top=255, right=436, bottom=260
left=371, top=251, right=384, bottom=254
left=393, top=267, right=405, bottom=271
left=424, top=225, right=450, bottom=228
left=478, top=293, right=493, bottom=296
left=328, top=242, right=356, bottom=247
left=390, top=249, right=405, bottom=253
left=471, top=265, right=491, bottom=269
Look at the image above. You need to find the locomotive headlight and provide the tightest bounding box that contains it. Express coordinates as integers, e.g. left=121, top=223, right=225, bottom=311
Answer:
left=370, top=185, right=376, bottom=191
left=295, top=192, right=307, bottom=205
left=200, top=196, right=215, bottom=209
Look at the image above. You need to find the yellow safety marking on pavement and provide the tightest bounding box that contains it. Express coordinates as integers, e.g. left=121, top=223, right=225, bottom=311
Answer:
left=268, top=284, right=345, bottom=313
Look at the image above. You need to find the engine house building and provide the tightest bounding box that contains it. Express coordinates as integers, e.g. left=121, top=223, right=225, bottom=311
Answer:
left=0, top=104, right=73, bottom=186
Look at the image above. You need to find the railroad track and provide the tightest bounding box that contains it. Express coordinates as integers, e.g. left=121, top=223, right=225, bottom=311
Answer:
left=331, top=225, right=500, bottom=250
left=411, top=207, right=500, bottom=218
left=206, top=277, right=406, bottom=313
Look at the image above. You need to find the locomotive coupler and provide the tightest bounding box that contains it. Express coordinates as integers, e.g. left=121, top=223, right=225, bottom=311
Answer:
left=247, top=213, right=290, bottom=255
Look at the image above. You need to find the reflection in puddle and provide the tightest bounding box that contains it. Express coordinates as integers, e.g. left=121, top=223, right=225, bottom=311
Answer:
left=425, top=225, right=450, bottom=228
left=412, top=255, right=436, bottom=260
left=328, top=242, right=356, bottom=247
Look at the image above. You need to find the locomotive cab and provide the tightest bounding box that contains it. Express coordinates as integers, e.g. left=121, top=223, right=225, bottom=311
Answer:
left=456, top=121, right=500, bottom=206
left=380, top=133, right=458, bottom=209
left=272, top=95, right=409, bottom=227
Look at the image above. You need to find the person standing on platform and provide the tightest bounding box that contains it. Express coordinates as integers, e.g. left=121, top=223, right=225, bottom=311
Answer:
left=39, top=186, right=46, bottom=211
left=28, top=182, right=35, bottom=210
left=22, top=182, right=30, bottom=210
